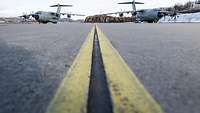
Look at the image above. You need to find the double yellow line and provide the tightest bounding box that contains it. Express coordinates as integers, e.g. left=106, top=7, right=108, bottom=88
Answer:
left=46, top=25, right=164, bottom=113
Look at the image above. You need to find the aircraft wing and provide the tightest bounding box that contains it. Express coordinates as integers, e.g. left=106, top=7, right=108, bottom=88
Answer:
left=61, top=13, right=85, bottom=16
left=159, top=11, right=172, bottom=14
left=158, top=8, right=200, bottom=17
left=101, top=11, right=133, bottom=15
left=178, top=8, right=200, bottom=14
left=68, top=14, right=85, bottom=16
left=19, top=14, right=32, bottom=19
left=19, top=15, right=27, bottom=18
left=102, top=9, right=147, bottom=16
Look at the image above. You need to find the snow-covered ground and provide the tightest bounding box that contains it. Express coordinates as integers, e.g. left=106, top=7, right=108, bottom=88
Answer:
left=158, top=12, right=200, bottom=23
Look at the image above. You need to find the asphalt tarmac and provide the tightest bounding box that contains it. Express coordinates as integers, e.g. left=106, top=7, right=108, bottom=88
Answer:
left=0, top=23, right=93, bottom=113
left=0, top=23, right=200, bottom=113
left=99, top=23, right=200, bottom=113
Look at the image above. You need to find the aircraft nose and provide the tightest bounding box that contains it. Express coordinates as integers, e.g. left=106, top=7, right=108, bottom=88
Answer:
left=32, top=15, right=40, bottom=20
left=119, top=13, right=123, bottom=17
left=67, top=14, right=71, bottom=18
left=132, top=12, right=137, bottom=16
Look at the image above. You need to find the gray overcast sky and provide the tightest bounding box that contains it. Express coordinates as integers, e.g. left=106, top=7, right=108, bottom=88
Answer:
left=0, top=0, right=193, bottom=18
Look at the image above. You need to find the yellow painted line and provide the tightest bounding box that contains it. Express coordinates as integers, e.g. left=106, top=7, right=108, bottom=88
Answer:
left=96, top=25, right=164, bottom=113
left=46, top=27, right=95, bottom=113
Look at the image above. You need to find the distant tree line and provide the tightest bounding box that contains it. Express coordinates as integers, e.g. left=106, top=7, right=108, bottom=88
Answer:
left=195, top=0, right=200, bottom=4
left=173, top=1, right=193, bottom=11
left=165, top=1, right=200, bottom=12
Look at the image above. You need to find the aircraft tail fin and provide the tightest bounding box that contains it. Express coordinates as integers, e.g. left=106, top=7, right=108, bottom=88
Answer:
left=118, top=1, right=144, bottom=13
left=50, top=4, right=73, bottom=14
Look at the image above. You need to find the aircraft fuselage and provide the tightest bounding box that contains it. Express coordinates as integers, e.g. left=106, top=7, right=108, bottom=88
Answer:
left=32, top=11, right=60, bottom=24
left=136, top=9, right=163, bottom=23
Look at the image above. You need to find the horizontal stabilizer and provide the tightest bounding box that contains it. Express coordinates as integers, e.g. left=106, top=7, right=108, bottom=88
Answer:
left=118, top=2, right=144, bottom=4
left=50, top=4, right=73, bottom=7
left=118, top=2, right=133, bottom=4
left=135, top=2, right=144, bottom=4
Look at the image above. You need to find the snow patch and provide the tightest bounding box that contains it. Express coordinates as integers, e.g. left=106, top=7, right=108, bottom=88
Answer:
left=158, top=12, right=200, bottom=23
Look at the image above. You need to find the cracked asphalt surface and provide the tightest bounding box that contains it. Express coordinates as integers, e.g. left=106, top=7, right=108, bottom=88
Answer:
left=0, top=23, right=200, bottom=113
left=0, top=23, right=92, bottom=113
left=99, top=23, right=200, bottom=113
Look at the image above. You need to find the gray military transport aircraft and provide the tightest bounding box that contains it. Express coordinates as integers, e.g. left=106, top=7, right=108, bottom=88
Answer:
left=105, top=0, right=171, bottom=23
left=22, top=4, right=85, bottom=24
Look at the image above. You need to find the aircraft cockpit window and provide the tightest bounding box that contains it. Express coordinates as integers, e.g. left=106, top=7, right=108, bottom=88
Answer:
left=138, top=10, right=145, bottom=14
left=36, top=11, right=42, bottom=14
left=50, top=13, right=56, bottom=15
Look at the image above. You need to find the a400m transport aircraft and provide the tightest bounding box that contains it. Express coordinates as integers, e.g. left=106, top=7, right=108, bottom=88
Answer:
left=24, top=4, right=85, bottom=24
left=104, top=0, right=171, bottom=23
